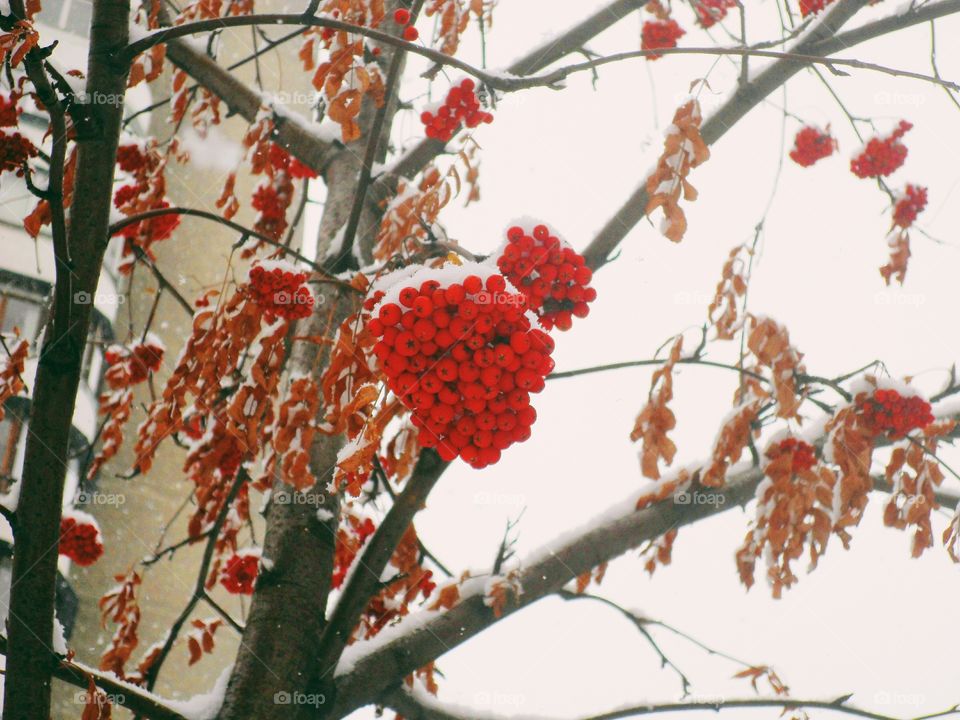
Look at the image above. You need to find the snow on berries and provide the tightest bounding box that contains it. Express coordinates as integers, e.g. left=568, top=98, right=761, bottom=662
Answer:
left=220, top=548, right=261, bottom=595
left=494, top=221, right=597, bottom=331
left=247, top=261, right=314, bottom=322
left=857, top=388, right=934, bottom=439
left=892, top=184, right=927, bottom=229
left=267, top=143, right=318, bottom=180
left=420, top=78, right=493, bottom=143
left=59, top=510, right=104, bottom=566
left=789, top=126, right=836, bottom=167
left=850, top=121, right=912, bottom=179
left=799, top=0, right=835, bottom=17
left=642, top=19, right=685, bottom=60
left=365, top=263, right=555, bottom=469
left=693, top=0, right=736, bottom=27
left=104, top=336, right=165, bottom=386
left=0, top=92, right=20, bottom=127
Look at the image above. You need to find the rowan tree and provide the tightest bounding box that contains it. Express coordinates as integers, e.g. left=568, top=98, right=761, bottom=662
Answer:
left=0, top=1, right=959, bottom=719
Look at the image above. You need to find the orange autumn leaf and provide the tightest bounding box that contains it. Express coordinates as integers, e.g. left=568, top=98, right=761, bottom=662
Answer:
left=631, top=336, right=682, bottom=479
left=880, top=230, right=911, bottom=286
left=702, top=399, right=762, bottom=487
left=645, top=99, right=710, bottom=242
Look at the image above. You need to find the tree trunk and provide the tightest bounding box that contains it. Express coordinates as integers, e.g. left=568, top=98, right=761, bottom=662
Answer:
left=2, top=0, right=130, bottom=717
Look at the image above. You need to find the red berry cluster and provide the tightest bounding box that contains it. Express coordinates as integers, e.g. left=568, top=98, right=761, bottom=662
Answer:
left=117, top=200, right=181, bottom=242
left=496, top=223, right=596, bottom=331
left=267, top=143, right=318, bottom=180
left=420, top=79, right=493, bottom=142
left=0, top=131, right=38, bottom=176
left=393, top=7, right=418, bottom=41
left=251, top=181, right=293, bottom=239
left=850, top=121, right=912, bottom=179
left=642, top=19, right=685, bottom=60
left=858, top=388, right=934, bottom=438
left=892, top=184, right=927, bottom=229
left=0, top=93, right=19, bottom=127
left=332, top=517, right=376, bottom=589
left=775, top=437, right=817, bottom=473
left=220, top=551, right=260, bottom=594
left=104, top=339, right=165, bottom=386
left=59, top=512, right=104, bottom=566
left=694, top=0, right=736, bottom=28
left=789, top=126, right=836, bottom=167
left=116, top=143, right=148, bottom=173
left=365, top=269, right=555, bottom=469
left=248, top=263, right=314, bottom=322
left=799, top=0, right=835, bottom=17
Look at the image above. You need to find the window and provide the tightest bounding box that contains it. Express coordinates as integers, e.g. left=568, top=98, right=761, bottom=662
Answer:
left=0, top=292, right=41, bottom=341
left=39, top=0, right=92, bottom=38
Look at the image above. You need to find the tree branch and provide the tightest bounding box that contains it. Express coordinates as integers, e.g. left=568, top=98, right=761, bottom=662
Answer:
left=330, top=407, right=960, bottom=715
left=159, top=16, right=337, bottom=177
left=381, top=686, right=960, bottom=720
left=581, top=0, right=958, bottom=268
left=314, top=448, right=447, bottom=680
left=144, top=470, right=248, bottom=690
left=0, top=634, right=190, bottom=720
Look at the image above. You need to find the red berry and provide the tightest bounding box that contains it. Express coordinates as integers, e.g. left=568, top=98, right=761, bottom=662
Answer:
left=393, top=8, right=411, bottom=24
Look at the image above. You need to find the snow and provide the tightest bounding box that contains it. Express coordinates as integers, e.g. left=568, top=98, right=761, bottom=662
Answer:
left=335, top=575, right=487, bottom=677
left=483, top=216, right=576, bottom=272
left=167, top=663, right=233, bottom=720
left=368, top=261, right=540, bottom=327
left=53, top=613, right=68, bottom=655
left=63, top=508, right=102, bottom=535
left=316, top=507, right=335, bottom=521
left=180, top=126, right=243, bottom=172
left=251, top=257, right=306, bottom=277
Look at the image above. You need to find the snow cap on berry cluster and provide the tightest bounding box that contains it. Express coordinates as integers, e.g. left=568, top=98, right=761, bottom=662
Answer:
left=249, top=257, right=307, bottom=278
left=485, top=216, right=575, bottom=268
left=368, top=261, right=538, bottom=325
left=63, top=508, right=102, bottom=535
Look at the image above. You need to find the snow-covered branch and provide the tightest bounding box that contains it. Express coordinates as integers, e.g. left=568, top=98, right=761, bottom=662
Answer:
left=381, top=686, right=960, bottom=720
left=582, top=0, right=960, bottom=268
left=330, top=405, right=960, bottom=715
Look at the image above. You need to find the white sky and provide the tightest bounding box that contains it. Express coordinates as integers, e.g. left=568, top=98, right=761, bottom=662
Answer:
left=337, top=2, right=960, bottom=719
